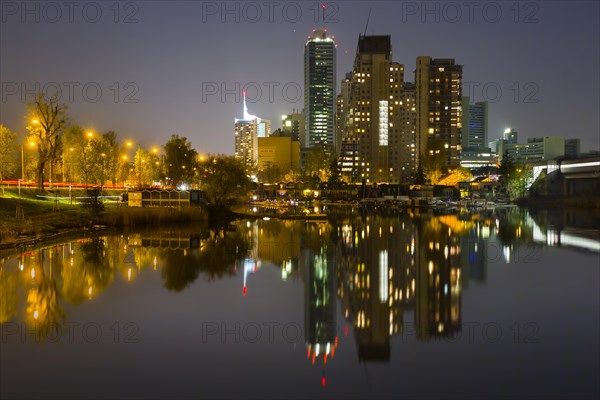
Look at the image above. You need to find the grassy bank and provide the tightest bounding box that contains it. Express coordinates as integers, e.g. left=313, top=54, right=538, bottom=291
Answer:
left=0, top=189, right=207, bottom=248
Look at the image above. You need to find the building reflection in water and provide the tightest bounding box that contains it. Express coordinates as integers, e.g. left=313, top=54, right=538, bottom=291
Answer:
left=2, top=208, right=595, bottom=358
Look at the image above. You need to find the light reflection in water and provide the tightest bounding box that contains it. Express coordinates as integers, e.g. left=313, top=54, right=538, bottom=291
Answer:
left=0, top=207, right=598, bottom=386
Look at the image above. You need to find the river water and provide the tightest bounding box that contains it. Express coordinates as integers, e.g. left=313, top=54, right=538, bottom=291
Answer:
left=1, top=208, right=598, bottom=399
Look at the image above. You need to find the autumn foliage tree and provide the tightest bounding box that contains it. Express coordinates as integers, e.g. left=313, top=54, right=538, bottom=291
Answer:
left=199, top=155, right=252, bottom=207
left=0, top=124, right=17, bottom=184
left=27, top=94, right=68, bottom=190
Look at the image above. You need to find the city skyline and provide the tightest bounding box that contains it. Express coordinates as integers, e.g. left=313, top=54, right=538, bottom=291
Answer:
left=1, top=2, right=599, bottom=154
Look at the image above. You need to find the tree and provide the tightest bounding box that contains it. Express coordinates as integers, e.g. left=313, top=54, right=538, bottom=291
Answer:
left=437, top=166, right=473, bottom=186
left=27, top=94, right=68, bottom=190
left=498, top=152, right=515, bottom=193
left=328, top=158, right=341, bottom=188
left=0, top=124, right=17, bottom=184
left=303, top=146, right=331, bottom=180
left=163, top=135, right=198, bottom=187
left=508, top=164, right=532, bottom=200
left=62, top=126, right=94, bottom=185
left=258, top=161, right=282, bottom=183
left=200, top=155, right=252, bottom=207
left=421, top=141, right=446, bottom=185
left=412, top=160, right=426, bottom=185
left=132, top=148, right=159, bottom=188
left=101, top=131, right=120, bottom=186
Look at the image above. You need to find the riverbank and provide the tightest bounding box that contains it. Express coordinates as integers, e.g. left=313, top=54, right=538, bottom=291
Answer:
left=0, top=195, right=207, bottom=250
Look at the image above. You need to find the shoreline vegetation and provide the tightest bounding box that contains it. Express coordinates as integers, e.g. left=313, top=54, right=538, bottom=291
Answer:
left=0, top=188, right=208, bottom=250
left=1, top=188, right=599, bottom=250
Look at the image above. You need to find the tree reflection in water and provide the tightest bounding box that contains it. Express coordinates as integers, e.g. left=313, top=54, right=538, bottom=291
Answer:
left=161, top=227, right=251, bottom=291
left=0, top=207, right=590, bottom=346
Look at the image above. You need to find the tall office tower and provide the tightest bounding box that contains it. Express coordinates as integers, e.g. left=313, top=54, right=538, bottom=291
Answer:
left=304, top=29, right=336, bottom=153
left=502, top=128, right=518, bottom=144
left=345, top=35, right=393, bottom=183
left=415, top=57, right=463, bottom=167
left=281, top=112, right=305, bottom=142
left=234, top=94, right=271, bottom=171
left=398, top=82, right=417, bottom=180
left=461, top=96, right=488, bottom=150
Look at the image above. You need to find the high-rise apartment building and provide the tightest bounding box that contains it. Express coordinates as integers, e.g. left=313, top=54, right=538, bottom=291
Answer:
left=415, top=57, right=463, bottom=167
left=304, top=30, right=336, bottom=153
left=234, top=95, right=271, bottom=171
left=398, top=82, right=417, bottom=181
left=343, top=35, right=394, bottom=183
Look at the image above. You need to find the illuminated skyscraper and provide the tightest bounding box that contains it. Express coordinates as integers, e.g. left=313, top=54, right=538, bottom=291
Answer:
left=304, top=29, right=336, bottom=153
left=461, top=96, right=488, bottom=150
left=343, top=35, right=395, bottom=183
left=415, top=57, right=463, bottom=167
left=234, top=93, right=271, bottom=171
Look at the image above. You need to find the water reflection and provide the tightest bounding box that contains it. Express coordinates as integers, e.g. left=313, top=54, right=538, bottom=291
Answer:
left=1, top=207, right=598, bottom=350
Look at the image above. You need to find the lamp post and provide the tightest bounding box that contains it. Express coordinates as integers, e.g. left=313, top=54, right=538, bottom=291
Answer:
left=137, top=144, right=142, bottom=189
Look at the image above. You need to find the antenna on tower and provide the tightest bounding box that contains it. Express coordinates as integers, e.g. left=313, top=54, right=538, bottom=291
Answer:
left=364, top=8, right=372, bottom=35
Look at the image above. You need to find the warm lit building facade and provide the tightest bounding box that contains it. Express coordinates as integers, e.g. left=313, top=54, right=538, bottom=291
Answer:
left=415, top=57, right=463, bottom=167
left=397, top=82, right=417, bottom=181
left=342, top=35, right=394, bottom=183
left=257, top=136, right=300, bottom=182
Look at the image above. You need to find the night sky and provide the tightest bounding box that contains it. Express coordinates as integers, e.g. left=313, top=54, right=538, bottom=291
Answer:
left=1, top=1, right=598, bottom=153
